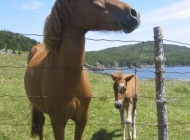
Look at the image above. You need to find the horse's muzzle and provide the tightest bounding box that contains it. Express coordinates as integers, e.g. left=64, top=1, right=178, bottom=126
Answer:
left=115, top=102, right=122, bottom=109
left=120, top=8, right=140, bottom=33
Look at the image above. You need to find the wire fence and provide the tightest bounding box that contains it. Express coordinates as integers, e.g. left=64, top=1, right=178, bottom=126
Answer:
left=0, top=33, right=190, bottom=139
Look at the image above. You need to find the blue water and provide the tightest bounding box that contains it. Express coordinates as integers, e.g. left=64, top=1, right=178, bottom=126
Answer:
left=100, top=66, right=190, bottom=80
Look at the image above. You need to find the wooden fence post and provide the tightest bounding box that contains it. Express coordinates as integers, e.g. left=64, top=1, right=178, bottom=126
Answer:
left=153, top=26, right=169, bottom=140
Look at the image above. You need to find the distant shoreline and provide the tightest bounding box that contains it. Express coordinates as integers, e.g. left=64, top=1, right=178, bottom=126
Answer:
left=85, top=63, right=190, bottom=72
left=98, top=66, right=190, bottom=80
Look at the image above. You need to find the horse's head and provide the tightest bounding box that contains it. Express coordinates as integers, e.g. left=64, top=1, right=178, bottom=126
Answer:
left=68, top=0, right=140, bottom=33
left=44, top=0, right=140, bottom=51
left=110, top=71, right=134, bottom=109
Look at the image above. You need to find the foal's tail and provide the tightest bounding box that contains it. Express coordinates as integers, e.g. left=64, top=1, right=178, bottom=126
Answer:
left=31, top=106, right=44, bottom=138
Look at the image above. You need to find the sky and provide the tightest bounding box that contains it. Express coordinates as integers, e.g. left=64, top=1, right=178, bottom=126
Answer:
left=0, top=0, right=190, bottom=51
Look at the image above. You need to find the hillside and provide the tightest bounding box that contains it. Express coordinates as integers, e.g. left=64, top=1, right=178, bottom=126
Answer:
left=85, top=42, right=190, bottom=68
left=0, top=30, right=39, bottom=52
left=1, top=30, right=189, bottom=68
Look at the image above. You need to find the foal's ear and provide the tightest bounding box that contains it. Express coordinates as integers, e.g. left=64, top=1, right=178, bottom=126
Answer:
left=110, top=72, right=117, bottom=81
left=125, top=74, right=134, bottom=82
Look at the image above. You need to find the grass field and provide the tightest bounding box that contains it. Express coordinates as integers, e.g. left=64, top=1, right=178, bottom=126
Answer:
left=0, top=54, right=190, bottom=140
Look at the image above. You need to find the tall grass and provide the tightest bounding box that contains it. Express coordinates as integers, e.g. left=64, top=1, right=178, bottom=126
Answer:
left=0, top=54, right=190, bottom=139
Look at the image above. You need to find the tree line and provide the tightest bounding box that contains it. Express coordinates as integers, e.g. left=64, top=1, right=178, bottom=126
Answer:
left=0, top=30, right=39, bottom=52
left=1, top=30, right=190, bottom=67
left=85, top=42, right=190, bottom=67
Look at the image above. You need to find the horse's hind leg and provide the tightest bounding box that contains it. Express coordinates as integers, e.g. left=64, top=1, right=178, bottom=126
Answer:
left=31, top=106, right=45, bottom=140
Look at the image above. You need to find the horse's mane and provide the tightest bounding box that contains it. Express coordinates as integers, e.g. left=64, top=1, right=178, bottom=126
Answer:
left=113, top=71, right=124, bottom=84
left=116, top=70, right=123, bottom=78
left=43, top=0, right=72, bottom=51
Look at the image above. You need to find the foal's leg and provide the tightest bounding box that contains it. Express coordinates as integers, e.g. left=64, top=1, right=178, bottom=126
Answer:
left=119, top=107, right=126, bottom=140
left=132, top=110, right=137, bottom=139
left=126, top=102, right=133, bottom=140
left=132, top=98, right=138, bottom=139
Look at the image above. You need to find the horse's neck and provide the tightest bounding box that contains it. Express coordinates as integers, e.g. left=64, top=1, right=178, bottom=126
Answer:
left=62, top=36, right=85, bottom=69
left=48, top=33, right=86, bottom=70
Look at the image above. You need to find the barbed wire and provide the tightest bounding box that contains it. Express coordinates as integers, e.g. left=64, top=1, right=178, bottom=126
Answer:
left=1, top=35, right=189, bottom=76
left=20, top=33, right=190, bottom=46
left=0, top=94, right=190, bottom=101
left=163, top=39, right=190, bottom=46
left=1, top=121, right=190, bottom=127
left=21, top=33, right=151, bottom=43
left=0, top=36, right=190, bottom=135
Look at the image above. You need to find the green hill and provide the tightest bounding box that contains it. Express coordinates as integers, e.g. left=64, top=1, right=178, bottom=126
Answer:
left=0, top=30, right=39, bottom=52
left=85, top=42, right=190, bottom=67
left=1, top=30, right=189, bottom=67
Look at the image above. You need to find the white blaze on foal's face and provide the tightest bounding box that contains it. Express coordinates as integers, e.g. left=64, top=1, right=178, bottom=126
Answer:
left=118, top=83, right=125, bottom=93
left=115, top=82, right=125, bottom=108
left=117, top=82, right=126, bottom=100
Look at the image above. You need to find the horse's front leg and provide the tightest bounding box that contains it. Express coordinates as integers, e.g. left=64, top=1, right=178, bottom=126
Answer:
left=132, top=98, right=138, bottom=139
left=119, top=107, right=126, bottom=140
left=74, top=121, right=87, bottom=140
left=50, top=116, right=67, bottom=140
left=132, top=110, right=137, bottom=139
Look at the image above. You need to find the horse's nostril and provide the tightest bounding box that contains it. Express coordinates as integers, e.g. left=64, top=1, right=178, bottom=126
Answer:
left=130, top=8, right=137, bottom=18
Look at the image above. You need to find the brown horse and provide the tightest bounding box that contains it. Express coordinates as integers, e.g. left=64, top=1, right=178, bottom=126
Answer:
left=24, top=0, right=140, bottom=139
left=110, top=71, right=139, bottom=140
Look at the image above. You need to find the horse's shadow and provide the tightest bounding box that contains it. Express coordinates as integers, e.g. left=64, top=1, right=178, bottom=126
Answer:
left=90, top=128, right=122, bottom=140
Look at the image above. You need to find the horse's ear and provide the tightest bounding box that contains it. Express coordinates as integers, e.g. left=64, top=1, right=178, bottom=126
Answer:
left=125, top=74, right=134, bottom=82
left=93, top=0, right=105, bottom=8
left=110, top=72, right=117, bottom=81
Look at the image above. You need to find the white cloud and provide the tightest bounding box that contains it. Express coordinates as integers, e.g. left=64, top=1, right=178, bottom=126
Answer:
left=21, top=1, right=42, bottom=10
left=142, top=0, right=190, bottom=25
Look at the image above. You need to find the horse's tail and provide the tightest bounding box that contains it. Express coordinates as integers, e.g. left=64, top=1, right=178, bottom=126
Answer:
left=31, top=106, right=41, bottom=137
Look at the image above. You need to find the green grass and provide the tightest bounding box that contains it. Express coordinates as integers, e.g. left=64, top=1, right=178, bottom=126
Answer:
left=0, top=54, right=190, bottom=139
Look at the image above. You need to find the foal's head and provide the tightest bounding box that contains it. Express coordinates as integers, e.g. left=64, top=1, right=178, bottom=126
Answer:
left=110, top=71, right=134, bottom=109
